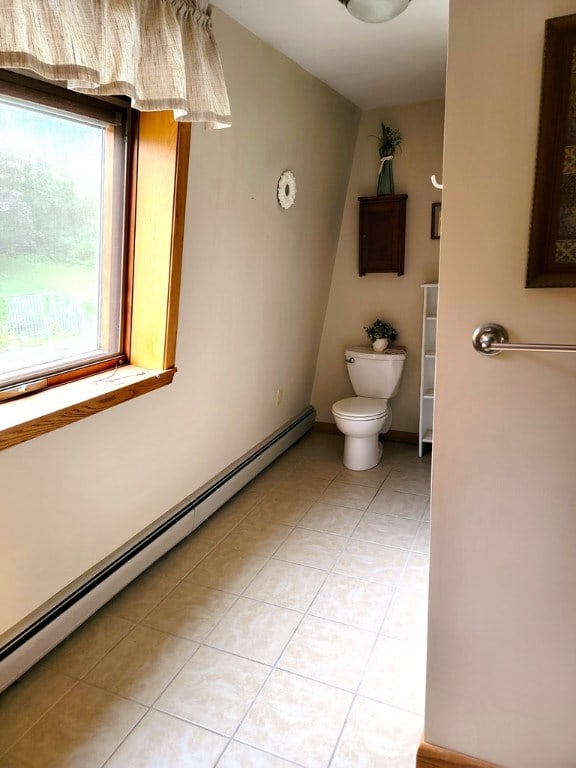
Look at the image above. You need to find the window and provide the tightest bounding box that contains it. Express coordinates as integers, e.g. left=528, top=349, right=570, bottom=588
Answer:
left=0, top=74, right=191, bottom=450
left=0, top=72, right=132, bottom=398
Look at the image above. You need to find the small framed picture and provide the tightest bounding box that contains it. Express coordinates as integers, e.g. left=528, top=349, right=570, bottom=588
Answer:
left=431, top=202, right=442, bottom=239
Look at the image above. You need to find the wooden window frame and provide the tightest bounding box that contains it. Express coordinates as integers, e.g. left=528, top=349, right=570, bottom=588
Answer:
left=0, top=109, right=191, bottom=451
left=0, top=72, right=132, bottom=391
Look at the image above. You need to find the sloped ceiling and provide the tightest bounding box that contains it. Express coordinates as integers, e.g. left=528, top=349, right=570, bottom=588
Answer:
left=211, top=0, right=449, bottom=109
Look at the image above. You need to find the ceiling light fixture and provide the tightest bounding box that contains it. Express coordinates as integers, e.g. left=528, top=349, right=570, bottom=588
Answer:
left=338, top=0, right=411, bottom=23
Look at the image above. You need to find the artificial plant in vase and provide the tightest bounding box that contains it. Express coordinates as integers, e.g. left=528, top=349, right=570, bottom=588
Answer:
left=376, top=123, right=402, bottom=195
left=364, top=318, right=398, bottom=352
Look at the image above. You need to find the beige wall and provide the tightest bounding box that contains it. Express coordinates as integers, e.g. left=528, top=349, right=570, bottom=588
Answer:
left=311, top=100, right=444, bottom=433
left=0, top=10, right=359, bottom=637
left=427, top=1, right=576, bottom=765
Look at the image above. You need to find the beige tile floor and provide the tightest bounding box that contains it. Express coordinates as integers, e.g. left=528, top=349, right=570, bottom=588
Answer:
left=0, top=433, right=431, bottom=768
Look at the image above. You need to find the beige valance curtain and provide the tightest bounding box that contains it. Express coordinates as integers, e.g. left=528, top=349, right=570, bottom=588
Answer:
left=0, top=0, right=231, bottom=128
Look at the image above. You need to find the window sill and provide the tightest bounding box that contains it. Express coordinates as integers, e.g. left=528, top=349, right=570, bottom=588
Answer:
left=0, top=365, right=175, bottom=451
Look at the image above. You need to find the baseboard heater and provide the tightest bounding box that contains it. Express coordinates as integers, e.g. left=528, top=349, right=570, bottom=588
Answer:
left=0, top=406, right=316, bottom=693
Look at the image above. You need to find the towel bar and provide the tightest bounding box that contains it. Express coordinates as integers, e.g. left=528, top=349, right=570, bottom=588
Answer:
left=472, top=323, right=576, bottom=355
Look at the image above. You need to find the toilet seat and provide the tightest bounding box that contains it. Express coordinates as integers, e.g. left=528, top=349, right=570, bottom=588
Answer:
left=332, top=397, right=388, bottom=420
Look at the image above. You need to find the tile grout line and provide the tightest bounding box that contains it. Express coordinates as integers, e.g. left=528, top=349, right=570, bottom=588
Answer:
left=0, top=676, right=82, bottom=760
left=88, top=493, right=272, bottom=768
left=207, top=463, right=382, bottom=766
left=145, top=488, right=341, bottom=761
left=325, top=465, right=415, bottom=768
left=98, top=490, right=276, bottom=766
left=1, top=435, right=431, bottom=767
left=128, top=452, right=429, bottom=764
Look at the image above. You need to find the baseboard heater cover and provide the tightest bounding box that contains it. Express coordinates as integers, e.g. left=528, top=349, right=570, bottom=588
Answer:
left=0, top=406, right=315, bottom=693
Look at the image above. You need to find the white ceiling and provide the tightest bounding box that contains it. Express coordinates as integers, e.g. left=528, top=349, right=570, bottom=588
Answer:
left=210, top=0, right=449, bottom=110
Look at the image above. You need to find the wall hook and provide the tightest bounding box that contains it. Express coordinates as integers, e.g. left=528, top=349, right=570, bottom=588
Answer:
left=431, top=175, right=443, bottom=189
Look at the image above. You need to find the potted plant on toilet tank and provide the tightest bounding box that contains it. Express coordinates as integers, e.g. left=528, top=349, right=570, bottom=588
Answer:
left=364, top=318, right=398, bottom=352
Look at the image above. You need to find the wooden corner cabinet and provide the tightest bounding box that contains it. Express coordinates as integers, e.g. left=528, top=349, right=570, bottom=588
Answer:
left=358, top=194, right=407, bottom=276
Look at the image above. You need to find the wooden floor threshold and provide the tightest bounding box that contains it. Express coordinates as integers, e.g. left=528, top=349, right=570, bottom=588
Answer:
left=417, top=742, right=499, bottom=768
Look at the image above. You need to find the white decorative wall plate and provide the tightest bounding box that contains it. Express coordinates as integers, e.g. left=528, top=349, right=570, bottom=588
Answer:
left=277, top=170, right=296, bottom=209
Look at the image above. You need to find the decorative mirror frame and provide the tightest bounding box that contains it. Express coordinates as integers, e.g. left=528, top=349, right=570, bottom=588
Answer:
left=526, top=14, right=576, bottom=287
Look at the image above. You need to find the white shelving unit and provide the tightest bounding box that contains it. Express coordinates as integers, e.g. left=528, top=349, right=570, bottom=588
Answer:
left=419, top=283, right=438, bottom=457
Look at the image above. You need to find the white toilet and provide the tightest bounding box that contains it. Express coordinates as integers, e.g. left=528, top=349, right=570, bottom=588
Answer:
left=332, top=346, right=406, bottom=471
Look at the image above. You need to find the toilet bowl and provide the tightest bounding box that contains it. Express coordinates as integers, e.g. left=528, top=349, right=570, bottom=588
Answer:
left=332, top=345, right=406, bottom=471
left=332, top=397, right=392, bottom=470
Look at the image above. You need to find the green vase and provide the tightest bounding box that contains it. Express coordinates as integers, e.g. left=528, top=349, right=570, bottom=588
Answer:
left=377, top=159, right=394, bottom=195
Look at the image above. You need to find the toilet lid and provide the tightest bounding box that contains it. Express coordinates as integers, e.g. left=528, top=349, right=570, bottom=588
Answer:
left=345, top=345, right=407, bottom=360
left=332, top=397, right=388, bottom=419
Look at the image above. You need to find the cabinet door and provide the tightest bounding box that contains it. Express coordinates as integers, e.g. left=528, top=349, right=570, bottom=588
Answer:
left=359, top=195, right=407, bottom=276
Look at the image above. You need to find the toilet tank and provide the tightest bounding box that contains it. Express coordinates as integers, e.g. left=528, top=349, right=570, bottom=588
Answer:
left=345, top=346, right=406, bottom=398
